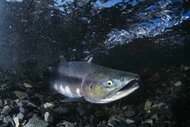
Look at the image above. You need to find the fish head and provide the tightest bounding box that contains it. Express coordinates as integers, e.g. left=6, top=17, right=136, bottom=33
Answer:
left=81, top=70, right=140, bottom=103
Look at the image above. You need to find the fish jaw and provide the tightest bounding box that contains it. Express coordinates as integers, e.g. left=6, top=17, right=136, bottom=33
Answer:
left=97, top=82, right=139, bottom=103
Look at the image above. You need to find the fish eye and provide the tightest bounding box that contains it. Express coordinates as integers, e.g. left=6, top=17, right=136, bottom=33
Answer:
left=107, top=80, right=113, bottom=86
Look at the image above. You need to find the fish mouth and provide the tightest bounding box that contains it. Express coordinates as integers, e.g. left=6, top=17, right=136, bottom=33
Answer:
left=117, top=79, right=139, bottom=94
left=99, top=78, right=139, bottom=103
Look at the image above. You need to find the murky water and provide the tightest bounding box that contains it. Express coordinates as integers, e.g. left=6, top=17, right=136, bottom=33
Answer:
left=0, top=0, right=190, bottom=80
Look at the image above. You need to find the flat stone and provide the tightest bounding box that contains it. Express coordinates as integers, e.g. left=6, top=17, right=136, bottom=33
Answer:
left=24, top=115, right=48, bottom=127
left=44, top=112, right=53, bottom=123
left=174, top=81, right=182, bottom=87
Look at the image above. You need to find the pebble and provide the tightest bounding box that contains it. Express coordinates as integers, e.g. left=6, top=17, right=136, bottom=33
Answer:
left=77, top=0, right=90, bottom=7
left=14, top=91, right=28, bottom=100
left=125, top=109, right=136, bottom=118
left=43, top=102, right=54, bottom=109
left=23, top=83, right=32, bottom=88
left=174, top=81, right=182, bottom=87
left=0, top=99, right=3, bottom=108
left=13, top=115, right=20, bottom=127
left=19, top=107, right=26, bottom=113
left=180, top=65, right=190, bottom=71
left=108, top=115, right=122, bottom=127
left=77, top=107, right=87, bottom=116
left=1, top=105, right=11, bottom=115
left=143, top=119, right=153, bottom=126
left=144, top=100, right=152, bottom=112
left=24, top=115, right=48, bottom=127
left=122, top=105, right=128, bottom=110
left=126, top=119, right=135, bottom=124
left=54, top=107, right=68, bottom=114
left=151, top=114, right=159, bottom=121
left=138, top=123, right=151, bottom=127
left=17, top=113, right=24, bottom=120
left=56, top=121, right=75, bottom=127
left=44, top=112, right=53, bottom=123
left=3, top=116, right=14, bottom=126
left=127, top=124, right=136, bottom=127
left=158, top=103, right=167, bottom=110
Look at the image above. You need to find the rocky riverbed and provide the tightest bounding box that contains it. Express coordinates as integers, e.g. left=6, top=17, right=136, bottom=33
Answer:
left=0, top=65, right=190, bottom=127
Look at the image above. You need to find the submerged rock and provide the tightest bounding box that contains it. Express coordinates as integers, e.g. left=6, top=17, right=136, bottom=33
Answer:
left=174, top=81, right=182, bottom=87
left=144, top=100, right=152, bottom=112
left=24, top=115, right=48, bottom=127
left=43, top=102, right=54, bottom=109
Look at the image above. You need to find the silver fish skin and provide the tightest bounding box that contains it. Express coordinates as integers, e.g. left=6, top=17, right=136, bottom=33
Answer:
left=51, top=60, right=140, bottom=104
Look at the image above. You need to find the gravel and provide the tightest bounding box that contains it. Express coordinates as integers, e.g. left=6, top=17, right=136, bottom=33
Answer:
left=0, top=66, right=189, bottom=127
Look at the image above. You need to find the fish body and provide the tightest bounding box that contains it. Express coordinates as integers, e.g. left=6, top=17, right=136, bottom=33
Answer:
left=51, top=60, right=140, bottom=104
